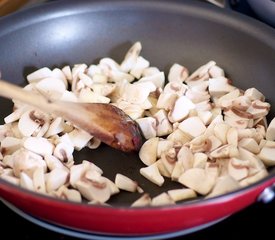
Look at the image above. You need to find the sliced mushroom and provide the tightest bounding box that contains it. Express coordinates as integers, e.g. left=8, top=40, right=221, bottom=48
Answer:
left=130, top=56, right=150, bottom=79
left=208, top=76, right=235, bottom=97
left=244, top=88, right=265, bottom=101
left=160, top=148, right=177, bottom=175
left=257, top=146, right=275, bottom=166
left=23, top=137, right=54, bottom=156
left=136, top=117, right=157, bottom=139
left=239, top=138, right=260, bottom=154
left=209, top=144, right=238, bottom=159
left=239, top=169, right=268, bottom=187
left=53, top=185, right=82, bottom=202
left=171, top=161, right=185, bottom=181
left=115, top=173, right=138, bottom=192
left=139, top=137, right=159, bottom=166
left=177, top=146, right=194, bottom=171
left=120, top=42, right=142, bottom=72
left=140, top=163, right=165, bottom=186
left=213, top=123, right=230, bottom=145
left=151, top=192, right=175, bottom=206
left=46, top=168, right=69, bottom=193
left=68, top=128, right=93, bottom=151
left=167, top=188, right=197, bottom=202
left=178, top=116, right=206, bottom=138
left=0, top=136, right=22, bottom=155
left=156, top=92, right=178, bottom=111
left=33, top=167, right=46, bottom=194
left=157, top=139, right=174, bottom=158
left=168, top=63, right=189, bottom=83
left=27, top=67, right=53, bottom=83
left=186, top=61, right=215, bottom=81
left=167, top=128, right=192, bottom=145
left=228, top=158, right=248, bottom=181
left=131, top=193, right=151, bottom=207
left=193, top=152, right=208, bottom=168
left=156, top=159, right=171, bottom=178
left=154, top=110, right=173, bottom=137
left=20, top=172, right=34, bottom=191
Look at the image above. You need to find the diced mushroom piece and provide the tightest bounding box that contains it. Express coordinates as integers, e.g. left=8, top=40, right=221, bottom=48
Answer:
left=171, top=161, right=185, bottom=181
left=18, top=110, right=43, bottom=137
left=168, top=63, right=189, bottom=82
left=44, top=154, right=68, bottom=171
left=0, top=124, right=13, bottom=141
left=244, top=88, right=265, bottom=101
left=151, top=192, right=175, bottom=206
left=228, top=158, right=248, bottom=181
left=20, top=172, right=34, bottom=191
left=157, top=139, right=174, bottom=158
left=160, top=148, right=177, bottom=175
left=33, top=167, right=46, bottom=194
left=53, top=185, right=82, bottom=202
left=75, top=176, right=111, bottom=203
left=136, top=117, right=157, bottom=139
left=52, top=68, right=68, bottom=88
left=130, top=56, right=150, bottom=79
left=131, top=193, right=151, bottom=207
left=163, top=82, right=188, bottom=96
left=78, top=72, right=93, bottom=88
left=177, top=146, right=194, bottom=171
left=53, top=140, right=74, bottom=163
left=23, top=137, right=54, bottom=156
left=140, top=163, right=165, bottom=186
left=216, top=89, right=240, bottom=108
left=178, top=116, right=206, bottom=138
left=139, top=137, right=159, bottom=166
left=257, top=146, right=275, bottom=166
left=214, top=123, right=230, bottom=145
left=0, top=175, right=20, bottom=185
left=27, top=67, right=53, bottom=83
left=90, top=83, right=115, bottom=97
left=99, top=57, right=121, bottom=72
left=168, top=96, right=195, bottom=123
left=62, top=65, right=73, bottom=83
left=68, top=129, right=93, bottom=151
left=78, top=88, right=110, bottom=104
left=208, top=65, right=225, bottom=78
left=115, top=173, right=138, bottom=192
left=46, top=168, right=69, bottom=193
left=156, top=92, right=178, bottom=111
left=239, top=138, right=260, bottom=154
left=156, top=159, right=171, bottom=178
left=167, top=128, right=192, bottom=145
left=35, top=77, right=66, bottom=99
left=114, top=101, right=144, bottom=120
left=197, top=111, right=212, bottom=125
left=0, top=137, right=22, bottom=155
left=45, top=117, right=64, bottom=138
left=105, top=178, right=120, bottom=195
left=154, top=110, right=173, bottom=137
left=246, top=100, right=270, bottom=119
left=120, top=42, right=142, bottom=72
left=204, top=114, right=223, bottom=137
left=207, top=176, right=240, bottom=198
left=208, top=77, right=235, bottom=97
left=186, top=61, right=216, bottom=81
left=239, top=169, right=268, bottom=187
left=167, top=188, right=197, bottom=202
left=226, top=127, right=238, bottom=146
left=12, top=148, right=46, bottom=177
left=142, top=67, right=160, bottom=77
left=209, top=145, right=238, bottom=159
left=178, top=168, right=215, bottom=195
left=87, top=137, right=101, bottom=150
left=193, top=152, right=208, bottom=168
left=4, top=105, right=29, bottom=124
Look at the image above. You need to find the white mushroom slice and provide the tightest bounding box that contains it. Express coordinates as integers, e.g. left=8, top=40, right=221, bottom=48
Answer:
left=0, top=124, right=13, bottom=141
left=156, top=92, right=178, bottom=111
left=160, top=148, right=177, bottom=175
left=72, top=64, right=87, bottom=83
left=171, top=161, right=185, bottom=181
left=115, top=174, right=138, bottom=192
left=46, top=168, right=69, bottom=193
left=142, top=67, right=160, bottom=77
left=197, top=111, right=212, bottom=125
left=4, top=105, right=29, bottom=124
left=209, top=145, right=238, bottom=159
left=139, top=137, right=159, bottom=166
left=105, top=178, right=120, bottom=195
left=193, top=153, right=208, bottom=168
left=60, top=90, right=78, bottom=102
left=224, top=115, right=252, bottom=129
left=62, top=66, right=73, bottom=83
left=90, top=83, right=115, bottom=97
left=45, top=117, right=64, bottom=138
left=163, top=82, right=188, bottom=96
left=168, top=96, right=195, bottom=123
left=114, top=101, right=144, bottom=120
left=140, top=163, right=165, bottom=186
left=168, top=63, right=189, bottom=82
left=78, top=88, right=110, bottom=104
left=75, top=177, right=111, bottom=203
left=68, top=129, right=92, bottom=151
left=239, top=169, right=268, bottom=187
left=177, top=146, right=194, bottom=171
left=239, top=138, right=260, bottom=154
left=156, top=159, right=171, bottom=178
left=204, top=114, right=223, bottom=137
left=120, top=42, right=142, bottom=72
left=18, top=110, right=41, bottom=137
left=23, top=137, right=54, bottom=156
left=12, top=148, right=46, bottom=177
left=167, top=188, right=197, bottom=202
left=228, top=159, right=248, bottom=181
left=136, top=117, right=157, bottom=139
left=151, top=192, right=175, bottom=206
left=178, top=116, right=206, bottom=138
left=0, top=175, right=20, bottom=185
left=167, top=128, right=192, bottom=145
left=207, top=176, right=240, bottom=198
left=20, top=172, right=34, bottom=191
left=35, top=77, right=66, bottom=99
left=178, top=168, right=215, bottom=195
left=257, top=146, right=275, bottom=166
left=99, top=58, right=121, bottom=72
left=109, top=69, right=135, bottom=83
left=154, top=110, right=173, bottom=137
left=216, top=89, right=240, bottom=108
left=246, top=100, right=270, bottom=119
left=131, top=193, right=151, bottom=207
left=53, top=185, right=82, bottom=202
left=69, top=163, right=88, bottom=188
left=27, top=67, right=53, bottom=83
left=208, top=65, right=225, bottom=78
left=214, top=123, right=230, bottom=145
left=244, top=88, right=265, bottom=101
left=130, top=56, right=150, bottom=79
left=0, top=137, right=22, bottom=155
left=53, top=141, right=74, bottom=163
left=87, top=137, right=101, bottom=149
left=78, top=72, right=93, bottom=88
left=226, top=127, right=238, bottom=146
left=157, top=139, right=174, bottom=158
left=186, top=61, right=216, bottom=81
left=208, top=77, right=235, bottom=97
left=33, top=167, right=46, bottom=194
left=44, top=154, right=68, bottom=171
left=52, top=68, right=68, bottom=87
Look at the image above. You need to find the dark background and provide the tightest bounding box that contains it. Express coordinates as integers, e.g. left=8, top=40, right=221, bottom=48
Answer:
left=0, top=0, right=274, bottom=239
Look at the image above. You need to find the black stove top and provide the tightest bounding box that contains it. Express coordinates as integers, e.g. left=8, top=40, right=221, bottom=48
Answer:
left=0, top=1, right=274, bottom=239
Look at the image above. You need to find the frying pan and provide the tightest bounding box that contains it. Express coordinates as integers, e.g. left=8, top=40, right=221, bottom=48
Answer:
left=0, top=0, right=275, bottom=237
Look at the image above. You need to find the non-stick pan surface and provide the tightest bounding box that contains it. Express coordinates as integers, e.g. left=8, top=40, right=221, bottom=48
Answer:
left=0, top=0, right=274, bottom=237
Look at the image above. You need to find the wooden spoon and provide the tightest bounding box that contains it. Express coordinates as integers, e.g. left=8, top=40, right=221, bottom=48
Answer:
left=0, top=80, right=143, bottom=152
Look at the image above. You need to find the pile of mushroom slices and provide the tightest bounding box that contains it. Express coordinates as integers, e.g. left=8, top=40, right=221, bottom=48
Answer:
left=1, top=42, right=275, bottom=207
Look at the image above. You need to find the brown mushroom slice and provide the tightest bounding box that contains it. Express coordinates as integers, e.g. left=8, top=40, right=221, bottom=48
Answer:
left=115, top=173, right=139, bottom=192
left=20, top=172, right=34, bottom=191
left=140, top=163, right=165, bottom=186
left=136, top=117, right=157, bottom=140
left=46, top=168, right=69, bottom=193
left=4, top=105, right=29, bottom=124
left=139, top=137, right=158, bottom=166
left=151, top=192, right=175, bottom=206
left=33, top=167, right=46, bottom=194
left=163, top=82, right=188, bottom=96
left=53, top=141, right=74, bottom=163
left=87, top=137, right=101, bottom=150
left=207, top=176, right=240, bottom=198
left=27, top=67, right=53, bottom=83
left=131, top=193, right=152, bottom=207
left=178, top=168, right=216, bottom=195
left=0, top=137, right=22, bottom=155
left=167, top=188, right=197, bottom=202
left=246, top=100, right=270, bottom=119
left=23, top=137, right=54, bottom=156
left=167, top=63, right=189, bottom=83
left=178, top=116, right=206, bottom=138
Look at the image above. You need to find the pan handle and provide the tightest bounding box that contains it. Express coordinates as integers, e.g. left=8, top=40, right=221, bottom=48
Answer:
left=257, top=183, right=275, bottom=204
